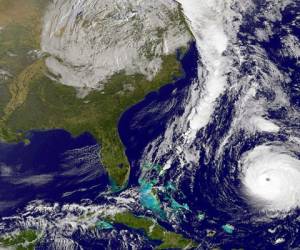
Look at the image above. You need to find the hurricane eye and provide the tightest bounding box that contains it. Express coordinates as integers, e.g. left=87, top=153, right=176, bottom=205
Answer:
left=241, top=145, right=300, bottom=212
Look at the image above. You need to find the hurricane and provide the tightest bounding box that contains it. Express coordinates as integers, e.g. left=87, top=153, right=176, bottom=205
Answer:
left=240, top=144, right=300, bottom=212
left=0, top=0, right=299, bottom=249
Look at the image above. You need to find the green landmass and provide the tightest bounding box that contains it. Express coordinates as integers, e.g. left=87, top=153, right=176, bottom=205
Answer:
left=0, top=2, right=195, bottom=249
left=0, top=0, right=190, bottom=189
left=0, top=0, right=49, bottom=118
left=1, top=53, right=184, bottom=189
left=107, top=212, right=197, bottom=249
left=0, top=229, right=39, bottom=250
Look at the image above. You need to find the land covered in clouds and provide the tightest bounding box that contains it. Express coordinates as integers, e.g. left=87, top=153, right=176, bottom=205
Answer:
left=42, top=0, right=192, bottom=91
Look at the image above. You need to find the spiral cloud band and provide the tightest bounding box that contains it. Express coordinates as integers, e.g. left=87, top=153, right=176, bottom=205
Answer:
left=240, top=145, right=300, bottom=212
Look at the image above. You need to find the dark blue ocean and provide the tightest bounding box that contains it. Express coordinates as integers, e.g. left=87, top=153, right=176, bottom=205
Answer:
left=0, top=130, right=108, bottom=216
left=0, top=42, right=199, bottom=218
left=117, top=2, right=300, bottom=248
left=118, top=42, right=199, bottom=183
left=0, top=2, right=299, bottom=246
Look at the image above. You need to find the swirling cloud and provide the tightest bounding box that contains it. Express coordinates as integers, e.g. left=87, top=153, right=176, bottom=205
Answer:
left=240, top=145, right=300, bottom=212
